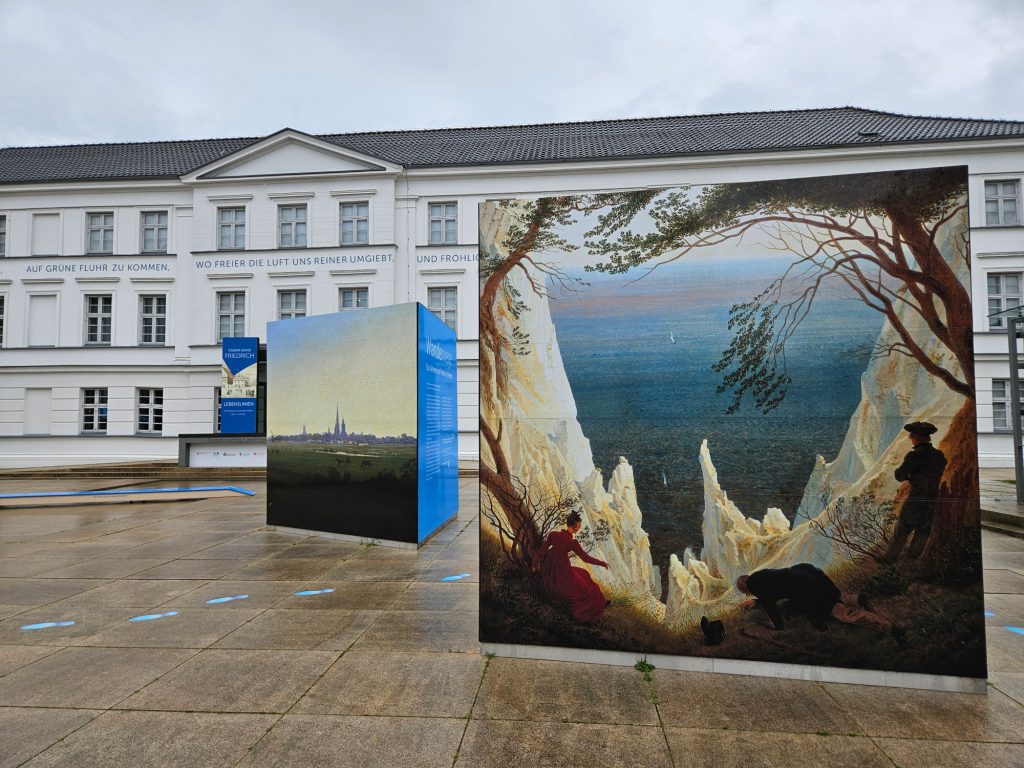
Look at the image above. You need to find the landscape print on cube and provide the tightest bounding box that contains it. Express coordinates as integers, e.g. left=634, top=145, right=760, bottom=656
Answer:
left=267, top=304, right=418, bottom=542
left=478, top=167, right=986, bottom=677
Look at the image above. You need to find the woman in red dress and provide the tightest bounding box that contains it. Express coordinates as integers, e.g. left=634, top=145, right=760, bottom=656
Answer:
left=533, top=511, right=610, bottom=622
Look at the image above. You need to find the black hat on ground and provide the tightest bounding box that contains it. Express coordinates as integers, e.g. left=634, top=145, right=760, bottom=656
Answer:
left=904, top=421, right=938, bottom=436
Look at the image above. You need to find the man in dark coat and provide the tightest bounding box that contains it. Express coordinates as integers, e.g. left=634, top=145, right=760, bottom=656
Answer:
left=737, top=564, right=898, bottom=639
left=878, top=421, right=947, bottom=563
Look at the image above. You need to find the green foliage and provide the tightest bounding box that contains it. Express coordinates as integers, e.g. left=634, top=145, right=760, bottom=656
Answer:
left=634, top=659, right=655, bottom=682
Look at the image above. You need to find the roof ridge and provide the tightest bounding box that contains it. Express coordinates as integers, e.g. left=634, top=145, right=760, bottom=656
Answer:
left=0, top=135, right=262, bottom=152
left=319, top=107, right=887, bottom=140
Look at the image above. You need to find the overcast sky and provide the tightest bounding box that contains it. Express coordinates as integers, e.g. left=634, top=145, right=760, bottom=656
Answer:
left=1, top=0, right=1021, bottom=147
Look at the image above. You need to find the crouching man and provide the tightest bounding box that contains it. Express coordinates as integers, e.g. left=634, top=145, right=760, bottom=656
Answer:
left=736, top=563, right=903, bottom=644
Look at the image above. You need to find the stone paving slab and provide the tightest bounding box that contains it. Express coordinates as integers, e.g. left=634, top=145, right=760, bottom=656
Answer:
left=210, top=608, right=381, bottom=651
left=0, top=706, right=102, bottom=768
left=662, top=728, right=892, bottom=768
left=21, top=710, right=278, bottom=768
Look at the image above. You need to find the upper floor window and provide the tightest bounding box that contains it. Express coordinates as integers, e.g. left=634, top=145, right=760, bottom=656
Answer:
left=85, top=294, right=113, bottom=345
left=278, top=290, right=307, bottom=320
left=986, top=181, right=1020, bottom=227
left=139, top=295, right=167, bottom=345
left=217, top=291, right=245, bottom=340
left=278, top=205, right=307, bottom=248
left=87, top=212, right=114, bottom=254
left=218, top=207, right=246, bottom=250
left=81, top=388, right=108, bottom=433
left=339, top=287, right=368, bottom=310
left=340, top=202, right=369, bottom=245
left=0, top=295, right=5, bottom=346
left=0, top=215, right=6, bottom=257
left=988, top=273, right=1021, bottom=329
left=428, top=286, right=457, bottom=331
left=429, top=202, right=457, bottom=244
left=140, top=211, right=168, bottom=253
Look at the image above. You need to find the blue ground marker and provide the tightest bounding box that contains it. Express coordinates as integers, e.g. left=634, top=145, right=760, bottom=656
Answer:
left=294, top=588, right=335, bottom=596
left=985, top=610, right=997, bottom=618
left=1007, top=626, right=1024, bottom=636
left=441, top=573, right=471, bottom=582
left=21, top=621, right=75, bottom=630
left=206, top=594, right=249, bottom=604
left=129, top=611, right=179, bottom=622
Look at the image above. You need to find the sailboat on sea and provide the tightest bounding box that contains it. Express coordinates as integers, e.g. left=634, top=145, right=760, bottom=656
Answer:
left=669, top=331, right=676, bottom=344
left=662, top=472, right=668, bottom=486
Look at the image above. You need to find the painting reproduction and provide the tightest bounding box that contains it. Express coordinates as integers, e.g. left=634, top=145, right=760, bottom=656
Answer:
left=478, top=167, right=986, bottom=678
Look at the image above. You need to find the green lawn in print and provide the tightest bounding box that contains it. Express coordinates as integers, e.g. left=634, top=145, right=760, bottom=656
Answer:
left=268, top=443, right=417, bottom=541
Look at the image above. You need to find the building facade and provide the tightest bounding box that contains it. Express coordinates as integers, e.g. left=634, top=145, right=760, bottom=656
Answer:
left=0, top=108, right=1022, bottom=468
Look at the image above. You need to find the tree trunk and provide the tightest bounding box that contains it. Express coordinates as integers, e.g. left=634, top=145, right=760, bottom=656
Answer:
left=923, top=398, right=982, bottom=584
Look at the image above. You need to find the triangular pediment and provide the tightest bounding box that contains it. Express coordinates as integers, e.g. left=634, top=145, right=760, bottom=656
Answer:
left=183, top=129, right=401, bottom=181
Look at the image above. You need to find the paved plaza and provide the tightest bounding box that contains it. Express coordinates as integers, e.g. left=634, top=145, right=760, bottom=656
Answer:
left=0, top=477, right=1022, bottom=767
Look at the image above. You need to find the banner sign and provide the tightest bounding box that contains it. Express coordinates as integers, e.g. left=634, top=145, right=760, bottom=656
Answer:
left=221, top=337, right=259, bottom=434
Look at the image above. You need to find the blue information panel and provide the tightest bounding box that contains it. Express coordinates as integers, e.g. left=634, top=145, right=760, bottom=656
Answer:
left=417, top=304, right=459, bottom=542
left=221, top=337, right=259, bottom=434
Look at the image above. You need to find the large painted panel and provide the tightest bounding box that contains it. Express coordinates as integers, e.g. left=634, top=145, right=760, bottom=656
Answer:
left=267, top=304, right=418, bottom=542
left=417, top=304, right=459, bottom=541
left=479, top=167, right=986, bottom=679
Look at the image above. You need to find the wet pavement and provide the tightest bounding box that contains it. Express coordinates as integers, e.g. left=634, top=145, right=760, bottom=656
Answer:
left=0, top=476, right=1021, bottom=767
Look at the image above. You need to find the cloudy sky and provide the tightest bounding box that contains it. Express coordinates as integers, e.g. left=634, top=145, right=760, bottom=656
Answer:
left=1, top=0, right=1021, bottom=147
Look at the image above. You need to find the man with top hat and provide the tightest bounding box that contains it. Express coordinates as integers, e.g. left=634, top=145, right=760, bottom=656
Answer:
left=878, top=421, right=947, bottom=563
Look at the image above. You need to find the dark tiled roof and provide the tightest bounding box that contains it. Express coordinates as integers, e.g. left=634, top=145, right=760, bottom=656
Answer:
left=3, top=108, right=1024, bottom=185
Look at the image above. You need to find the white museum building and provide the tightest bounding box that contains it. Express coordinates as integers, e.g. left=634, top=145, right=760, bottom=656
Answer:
left=0, top=107, right=1022, bottom=469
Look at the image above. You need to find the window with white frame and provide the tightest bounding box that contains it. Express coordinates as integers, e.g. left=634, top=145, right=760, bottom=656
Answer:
left=278, top=289, right=307, bottom=320
left=139, top=295, right=167, bottom=345
left=140, top=211, right=168, bottom=253
left=985, top=180, right=1021, bottom=227
left=0, top=295, right=5, bottom=346
left=428, top=286, right=457, bottom=331
left=338, top=287, right=368, bottom=310
left=340, top=202, right=369, bottom=245
left=988, top=273, right=1022, bottom=329
left=84, top=294, right=113, bottom=345
left=217, top=292, right=245, bottom=340
left=81, top=388, right=108, bottom=433
left=136, top=388, right=163, bottom=434
left=0, top=214, right=6, bottom=257
left=278, top=205, right=307, bottom=248
left=428, top=202, right=457, bottom=244
left=218, top=207, right=246, bottom=250
left=991, top=379, right=1024, bottom=431
left=87, top=212, right=114, bottom=254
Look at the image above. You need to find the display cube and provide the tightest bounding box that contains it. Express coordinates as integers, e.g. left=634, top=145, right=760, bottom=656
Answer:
left=267, top=302, right=458, bottom=546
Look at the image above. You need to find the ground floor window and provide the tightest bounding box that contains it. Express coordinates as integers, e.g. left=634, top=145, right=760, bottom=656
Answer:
left=428, top=286, right=457, bottom=331
left=339, top=287, right=368, bottom=310
left=137, top=388, right=163, bottom=434
left=81, top=388, right=108, bottom=433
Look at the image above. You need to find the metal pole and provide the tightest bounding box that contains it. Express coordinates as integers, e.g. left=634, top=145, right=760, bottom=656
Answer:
left=1008, top=317, right=1024, bottom=502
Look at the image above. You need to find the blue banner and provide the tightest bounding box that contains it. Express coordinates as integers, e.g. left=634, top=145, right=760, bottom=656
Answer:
left=417, top=304, right=459, bottom=542
left=221, top=337, right=258, bottom=434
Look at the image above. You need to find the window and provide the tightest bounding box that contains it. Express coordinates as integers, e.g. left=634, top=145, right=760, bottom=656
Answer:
left=84, top=294, right=113, bottom=345
left=0, top=295, right=4, bottom=345
left=278, top=205, right=307, bottom=248
left=429, top=202, right=457, bottom=244
left=340, top=202, right=369, bottom=245
left=87, top=212, right=114, bottom=254
left=81, top=388, right=108, bottom=433
left=213, top=386, right=222, bottom=432
left=988, top=273, right=1022, bottom=329
left=986, top=180, right=1020, bottom=227
left=991, top=380, right=1024, bottom=432
left=428, top=286, right=457, bottom=331
left=218, top=207, right=246, bottom=250
left=278, top=290, right=307, bottom=320
left=136, top=388, right=163, bottom=434
left=338, top=287, right=368, bottom=310
left=140, top=211, right=168, bottom=253
left=0, top=214, right=6, bottom=256
left=139, top=295, right=167, bottom=345
left=217, top=292, right=245, bottom=340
